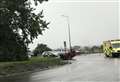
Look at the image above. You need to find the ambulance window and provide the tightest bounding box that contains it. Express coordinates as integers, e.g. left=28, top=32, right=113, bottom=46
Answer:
left=112, top=43, right=120, bottom=48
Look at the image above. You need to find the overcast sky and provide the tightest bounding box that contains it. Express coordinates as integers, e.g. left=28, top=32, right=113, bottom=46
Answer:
left=29, top=0, right=119, bottom=50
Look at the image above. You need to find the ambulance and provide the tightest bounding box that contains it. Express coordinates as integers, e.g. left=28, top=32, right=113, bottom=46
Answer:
left=103, top=39, right=120, bottom=57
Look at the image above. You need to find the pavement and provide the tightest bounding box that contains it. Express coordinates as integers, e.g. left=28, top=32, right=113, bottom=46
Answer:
left=0, top=53, right=120, bottom=82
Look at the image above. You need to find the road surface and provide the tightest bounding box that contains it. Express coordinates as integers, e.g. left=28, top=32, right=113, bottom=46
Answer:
left=0, top=53, right=120, bottom=82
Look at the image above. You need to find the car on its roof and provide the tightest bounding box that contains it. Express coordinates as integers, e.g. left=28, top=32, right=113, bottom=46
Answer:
left=42, top=51, right=60, bottom=58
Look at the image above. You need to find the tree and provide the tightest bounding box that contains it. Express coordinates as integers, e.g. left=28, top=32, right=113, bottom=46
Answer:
left=0, top=0, right=49, bottom=61
left=83, top=46, right=92, bottom=54
left=91, top=45, right=103, bottom=53
left=33, top=44, right=52, bottom=56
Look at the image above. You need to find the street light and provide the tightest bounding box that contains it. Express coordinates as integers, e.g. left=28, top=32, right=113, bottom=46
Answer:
left=61, top=15, right=72, bottom=53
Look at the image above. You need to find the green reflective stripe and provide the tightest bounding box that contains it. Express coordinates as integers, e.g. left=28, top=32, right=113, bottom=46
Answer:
left=104, top=48, right=112, bottom=56
left=108, top=48, right=112, bottom=56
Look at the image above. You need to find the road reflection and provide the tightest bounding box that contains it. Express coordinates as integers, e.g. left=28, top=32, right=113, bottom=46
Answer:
left=0, top=53, right=120, bottom=82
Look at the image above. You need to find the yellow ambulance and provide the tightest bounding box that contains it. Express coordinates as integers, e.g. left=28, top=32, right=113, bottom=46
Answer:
left=103, top=39, right=120, bottom=57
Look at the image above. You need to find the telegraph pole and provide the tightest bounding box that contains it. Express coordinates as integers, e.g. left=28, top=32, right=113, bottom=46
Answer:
left=61, top=15, right=72, bottom=53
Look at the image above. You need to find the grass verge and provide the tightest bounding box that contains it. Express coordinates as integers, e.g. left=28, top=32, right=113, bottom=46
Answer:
left=0, top=57, right=68, bottom=77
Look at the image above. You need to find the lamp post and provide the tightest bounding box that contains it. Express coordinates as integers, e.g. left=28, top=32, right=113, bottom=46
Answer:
left=61, top=15, right=72, bottom=53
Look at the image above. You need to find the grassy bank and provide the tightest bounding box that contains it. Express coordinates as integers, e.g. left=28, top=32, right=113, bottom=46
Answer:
left=0, top=57, right=68, bottom=77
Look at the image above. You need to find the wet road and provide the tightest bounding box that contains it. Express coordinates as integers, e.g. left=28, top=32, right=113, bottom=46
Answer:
left=0, top=53, right=120, bottom=82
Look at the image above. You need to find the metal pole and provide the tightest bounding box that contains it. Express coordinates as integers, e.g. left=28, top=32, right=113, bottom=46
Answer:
left=67, top=17, right=72, bottom=52
left=61, top=15, right=72, bottom=53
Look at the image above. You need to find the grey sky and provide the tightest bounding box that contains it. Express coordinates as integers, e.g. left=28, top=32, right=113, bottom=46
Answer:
left=29, top=0, right=119, bottom=50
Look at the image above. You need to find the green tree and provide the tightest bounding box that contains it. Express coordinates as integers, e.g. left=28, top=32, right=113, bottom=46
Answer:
left=0, top=0, right=49, bottom=61
left=33, top=44, right=52, bottom=56
left=91, top=45, right=103, bottom=53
